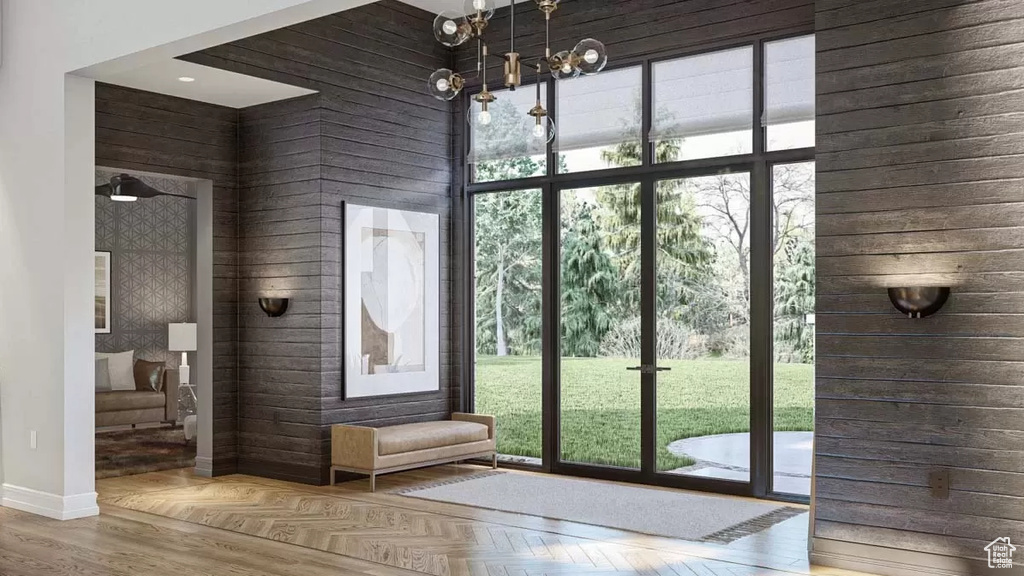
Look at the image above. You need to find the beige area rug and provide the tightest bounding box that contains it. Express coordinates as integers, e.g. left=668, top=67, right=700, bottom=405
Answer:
left=396, top=471, right=805, bottom=543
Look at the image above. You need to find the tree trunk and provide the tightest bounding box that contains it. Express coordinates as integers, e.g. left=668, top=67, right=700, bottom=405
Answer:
left=495, top=257, right=508, bottom=356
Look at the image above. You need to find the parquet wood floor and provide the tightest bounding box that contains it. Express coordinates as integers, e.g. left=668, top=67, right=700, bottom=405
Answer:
left=0, top=467, right=873, bottom=576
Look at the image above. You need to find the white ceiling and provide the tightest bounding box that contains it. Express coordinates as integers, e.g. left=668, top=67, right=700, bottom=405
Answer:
left=400, top=0, right=533, bottom=16
left=94, top=59, right=317, bottom=109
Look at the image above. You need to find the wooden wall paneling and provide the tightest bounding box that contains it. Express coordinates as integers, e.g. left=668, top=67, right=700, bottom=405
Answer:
left=236, top=94, right=325, bottom=484
left=188, top=0, right=453, bottom=484
left=95, top=82, right=240, bottom=475
left=813, top=0, right=1024, bottom=569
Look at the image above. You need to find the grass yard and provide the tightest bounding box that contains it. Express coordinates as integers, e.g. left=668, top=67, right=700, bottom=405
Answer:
left=475, top=356, right=814, bottom=471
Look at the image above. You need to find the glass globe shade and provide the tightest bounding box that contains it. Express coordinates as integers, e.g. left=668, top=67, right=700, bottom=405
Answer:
left=466, top=102, right=495, bottom=128
left=464, top=0, right=496, bottom=20
left=434, top=11, right=470, bottom=46
left=550, top=51, right=581, bottom=80
left=531, top=116, right=556, bottom=144
left=572, top=38, right=608, bottom=75
left=428, top=69, right=462, bottom=101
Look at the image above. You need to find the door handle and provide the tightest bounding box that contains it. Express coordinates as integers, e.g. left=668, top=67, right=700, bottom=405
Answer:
left=627, top=365, right=671, bottom=374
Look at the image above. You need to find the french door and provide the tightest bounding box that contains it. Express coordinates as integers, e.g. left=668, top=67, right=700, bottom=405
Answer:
left=548, top=170, right=772, bottom=498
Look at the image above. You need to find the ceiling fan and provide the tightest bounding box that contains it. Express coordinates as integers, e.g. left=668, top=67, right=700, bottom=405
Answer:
left=95, top=174, right=193, bottom=202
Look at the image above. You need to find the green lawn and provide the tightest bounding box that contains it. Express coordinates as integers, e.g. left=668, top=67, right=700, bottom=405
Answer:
left=475, top=356, right=814, bottom=470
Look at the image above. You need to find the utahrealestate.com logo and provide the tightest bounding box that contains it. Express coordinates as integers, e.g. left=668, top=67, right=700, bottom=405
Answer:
left=986, top=538, right=1016, bottom=569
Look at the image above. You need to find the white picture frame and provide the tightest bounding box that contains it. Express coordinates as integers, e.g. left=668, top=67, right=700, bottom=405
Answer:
left=95, top=251, right=111, bottom=334
left=343, top=203, right=440, bottom=398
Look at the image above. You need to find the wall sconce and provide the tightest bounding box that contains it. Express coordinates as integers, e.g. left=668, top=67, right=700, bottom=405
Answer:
left=887, top=287, right=950, bottom=318
left=258, top=298, right=289, bottom=317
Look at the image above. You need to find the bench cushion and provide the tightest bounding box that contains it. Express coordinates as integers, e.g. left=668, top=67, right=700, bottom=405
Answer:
left=377, top=421, right=489, bottom=456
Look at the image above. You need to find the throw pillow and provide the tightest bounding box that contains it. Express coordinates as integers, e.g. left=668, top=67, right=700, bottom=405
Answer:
left=95, top=358, right=111, bottom=392
left=133, top=359, right=166, bottom=392
left=96, top=350, right=135, bottom=391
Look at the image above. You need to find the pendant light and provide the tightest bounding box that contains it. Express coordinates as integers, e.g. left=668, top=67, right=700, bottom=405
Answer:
left=427, top=0, right=609, bottom=145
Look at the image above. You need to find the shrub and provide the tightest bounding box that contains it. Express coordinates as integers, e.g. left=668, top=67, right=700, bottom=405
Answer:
left=599, top=317, right=708, bottom=360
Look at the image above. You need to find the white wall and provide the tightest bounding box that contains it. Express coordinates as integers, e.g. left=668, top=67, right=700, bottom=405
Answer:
left=0, top=0, right=371, bottom=519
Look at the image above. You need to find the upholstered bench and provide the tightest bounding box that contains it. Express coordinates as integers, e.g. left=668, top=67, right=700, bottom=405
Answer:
left=330, top=413, right=496, bottom=491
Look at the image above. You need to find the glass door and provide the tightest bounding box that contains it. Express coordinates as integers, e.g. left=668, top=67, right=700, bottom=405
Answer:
left=557, top=182, right=642, bottom=471
left=653, top=174, right=752, bottom=488
left=552, top=175, right=756, bottom=495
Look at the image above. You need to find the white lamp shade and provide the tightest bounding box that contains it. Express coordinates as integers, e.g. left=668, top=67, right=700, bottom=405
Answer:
left=168, top=323, right=198, bottom=352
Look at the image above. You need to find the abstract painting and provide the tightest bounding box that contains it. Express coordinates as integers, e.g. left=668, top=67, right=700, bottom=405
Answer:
left=343, top=204, right=439, bottom=398
left=95, top=251, right=111, bottom=334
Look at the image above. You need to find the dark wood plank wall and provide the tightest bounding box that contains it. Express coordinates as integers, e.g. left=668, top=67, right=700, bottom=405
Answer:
left=814, top=0, right=1024, bottom=564
left=183, top=0, right=453, bottom=484
left=456, top=0, right=815, bottom=82
left=94, top=83, right=240, bottom=475
left=236, top=94, right=324, bottom=483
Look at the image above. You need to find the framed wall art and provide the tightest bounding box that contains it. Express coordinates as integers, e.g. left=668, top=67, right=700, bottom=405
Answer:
left=343, top=203, right=440, bottom=398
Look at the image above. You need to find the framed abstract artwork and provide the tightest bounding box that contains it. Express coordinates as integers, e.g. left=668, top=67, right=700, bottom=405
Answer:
left=95, top=251, right=112, bottom=334
left=343, top=203, right=440, bottom=398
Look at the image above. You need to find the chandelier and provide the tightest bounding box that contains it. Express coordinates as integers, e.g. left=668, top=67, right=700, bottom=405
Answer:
left=427, top=0, right=608, bottom=144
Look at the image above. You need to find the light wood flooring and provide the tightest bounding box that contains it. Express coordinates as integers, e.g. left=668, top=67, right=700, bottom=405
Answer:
left=0, top=466, right=875, bottom=576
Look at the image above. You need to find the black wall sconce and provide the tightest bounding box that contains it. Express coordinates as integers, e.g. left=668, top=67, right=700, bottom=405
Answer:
left=887, top=287, right=950, bottom=318
left=258, top=298, right=290, bottom=318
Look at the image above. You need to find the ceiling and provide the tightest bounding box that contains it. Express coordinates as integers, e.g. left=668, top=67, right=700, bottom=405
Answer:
left=94, top=59, right=317, bottom=109
left=400, top=0, right=533, bottom=16
left=89, top=1, right=536, bottom=107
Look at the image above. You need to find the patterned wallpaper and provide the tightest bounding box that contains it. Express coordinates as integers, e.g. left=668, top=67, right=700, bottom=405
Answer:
left=95, top=169, right=197, bottom=367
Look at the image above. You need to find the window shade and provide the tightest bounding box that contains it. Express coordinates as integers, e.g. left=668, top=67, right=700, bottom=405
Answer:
left=649, top=46, right=752, bottom=141
left=469, top=85, right=546, bottom=164
left=764, top=35, right=815, bottom=127
left=554, top=66, right=642, bottom=153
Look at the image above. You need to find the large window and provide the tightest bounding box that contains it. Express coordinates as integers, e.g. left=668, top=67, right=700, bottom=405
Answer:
left=466, top=33, right=815, bottom=500
left=471, top=87, right=548, bottom=183
left=473, top=189, right=544, bottom=462
left=651, top=47, right=753, bottom=162
left=556, top=67, right=642, bottom=173
left=771, top=161, right=815, bottom=496
left=765, top=36, right=816, bottom=151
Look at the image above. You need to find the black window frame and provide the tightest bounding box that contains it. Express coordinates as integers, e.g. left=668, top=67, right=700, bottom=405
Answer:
left=458, top=29, right=816, bottom=503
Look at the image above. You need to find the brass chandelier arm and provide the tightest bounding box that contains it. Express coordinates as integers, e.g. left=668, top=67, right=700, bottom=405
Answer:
left=428, top=0, right=607, bottom=114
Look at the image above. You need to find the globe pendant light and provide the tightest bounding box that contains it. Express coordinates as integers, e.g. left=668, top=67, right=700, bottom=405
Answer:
left=426, top=0, right=608, bottom=146
left=571, top=38, right=608, bottom=75
left=433, top=11, right=471, bottom=47
left=428, top=68, right=464, bottom=101
left=527, top=64, right=556, bottom=144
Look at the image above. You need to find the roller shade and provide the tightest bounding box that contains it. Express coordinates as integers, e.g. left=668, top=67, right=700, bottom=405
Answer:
left=764, top=35, right=815, bottom=127
left=649, top=46, right=753, bottom=141
left=469, top=85, right=546, bottom=164
left=554, top=66, right=642, bottom=153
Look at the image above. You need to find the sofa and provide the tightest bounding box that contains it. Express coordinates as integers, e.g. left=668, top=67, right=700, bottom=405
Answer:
left=96, top=365, right=179, bottom=428
left=330, top=413, right=496, bottom=491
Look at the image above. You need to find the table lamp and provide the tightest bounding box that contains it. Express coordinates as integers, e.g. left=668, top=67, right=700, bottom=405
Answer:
left=168, top=323, right=198, bottom=385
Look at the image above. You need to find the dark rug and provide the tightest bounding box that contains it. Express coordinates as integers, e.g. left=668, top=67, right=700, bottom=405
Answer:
left=95, top=426, right=194, bottom=479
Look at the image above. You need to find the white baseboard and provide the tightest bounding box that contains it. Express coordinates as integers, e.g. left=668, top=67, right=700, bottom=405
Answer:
left=811, top=538, right=985, bottom=576
left=1, top=483, right=99, bottom=520
left=194, top=456, right=213, bottom=477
